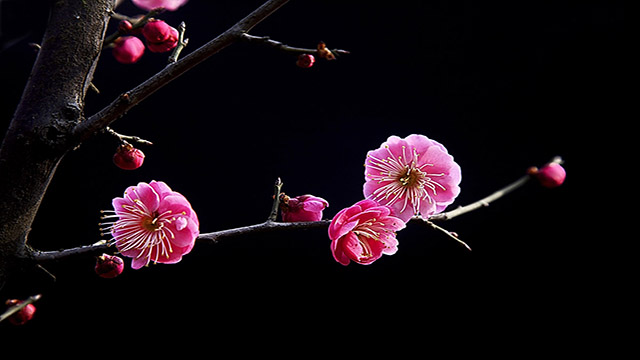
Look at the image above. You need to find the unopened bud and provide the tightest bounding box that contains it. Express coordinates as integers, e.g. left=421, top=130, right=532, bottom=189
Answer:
left=296, top=54, right=315, bottom=68
left=118, top=20, right=134, bottom=34
left=112, top=36, right=145, bottom=64
left=534, top=162, right=566, bottom=188
left=5, top=300, right=36, bottom=326
left=142, top=20, right=172, bottom=43
left=95, top=254, right=125, bottom=278
left=113, top=143, right=145, bottom=170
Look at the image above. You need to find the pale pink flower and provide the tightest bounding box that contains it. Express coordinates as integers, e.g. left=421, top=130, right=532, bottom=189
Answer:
left=329, top=199, right=405, bottom=266
left=132, top=0, right=189, bottom=11
left=101, top=181, right=199, bottom=269
left=280, top=194, right=329, bottom=222
left=364, top=134, right=461, bottom=222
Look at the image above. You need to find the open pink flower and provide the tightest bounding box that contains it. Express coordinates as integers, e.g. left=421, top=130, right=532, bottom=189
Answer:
left=101, top=181, right=199, bottom=269
left=364, top=134, right=461, bottom=222
left=329, top=199, right=405, bottom=265
left=280, top=194, right=329, bottom=222
left=132, top=0, right=189, bottom=11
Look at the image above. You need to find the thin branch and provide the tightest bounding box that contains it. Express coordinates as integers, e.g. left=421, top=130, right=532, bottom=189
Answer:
left=420, top=220, right=472, bottom=251
left=428, top=174, right=532, bottom=222
left=105, top=126, right=153, bottom=145
left=71, top=0, right=290, bottom=146
left=268, top=178, right=284, bottom=222
left=33, top=161, right=552, bottom=263
left=241, top=34, right=350, bottom=57
left=197, top=220, right=330, bottom=244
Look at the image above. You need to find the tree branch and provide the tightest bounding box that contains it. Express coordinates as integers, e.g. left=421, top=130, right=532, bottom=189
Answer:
left=32, top=159, right=550, bottom=264
left=240, top=34, right=350, bottom=57
left=428, top=175, right=532, bottom=222
left=71, top=0, right=290, bottom=145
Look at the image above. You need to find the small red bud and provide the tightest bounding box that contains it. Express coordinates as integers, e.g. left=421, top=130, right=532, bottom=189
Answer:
left=296, top=54, right=315, bottom=68
left=5, top=300, right=36, bottom=326
left=113, top=143, right=145, bottom=170
left=118, top=20, right=134, bottom=34
left=95, top=254, right=125, bottom=278
left=535, top=163, right=566, bottom=188
left=112, top=36, right=145, bottom=64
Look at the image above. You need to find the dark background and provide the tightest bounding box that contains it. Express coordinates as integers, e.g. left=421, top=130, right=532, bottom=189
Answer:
left=0, top=0, right=625, bottom=352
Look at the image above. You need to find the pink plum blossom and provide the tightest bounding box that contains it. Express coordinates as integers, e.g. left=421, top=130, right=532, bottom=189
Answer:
left=364, top=134, right=461, bottom=222
left=132, top=0, right=189, bottom=11
left=101, top=181, right=199, bottom=269
left=280, top=194, right=329, bottom=222
left=329, top=199, right=405, bottom=265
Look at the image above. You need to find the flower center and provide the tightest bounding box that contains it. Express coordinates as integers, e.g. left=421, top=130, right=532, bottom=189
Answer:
left=398, top=166, right=424, bottom=188
left=141, top=214, right=164, bottom=232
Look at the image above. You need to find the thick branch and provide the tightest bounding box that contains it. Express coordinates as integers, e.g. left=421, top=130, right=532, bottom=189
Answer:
left=0, top=0, right=114, bottom=283
left=72, top=0, right=290, bottom=145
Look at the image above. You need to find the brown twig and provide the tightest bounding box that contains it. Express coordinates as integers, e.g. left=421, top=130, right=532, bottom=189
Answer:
left=32, top=161, right=548, bottom=263
left=72, top=0, right=291, bottom=146
left=240, top=34, right=350, bottom=57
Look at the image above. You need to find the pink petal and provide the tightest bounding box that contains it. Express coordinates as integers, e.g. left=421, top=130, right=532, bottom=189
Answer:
left=133, top=182, right=160, bottom=213
left=158, top=194, right=193, bottom=217
left=149, top=180, right=173, bottom=199
left=167, top=218, right=198, bottom=247
left=328, top=207, right=359, bottom=241
left=302, top=199, right=328, bottom=213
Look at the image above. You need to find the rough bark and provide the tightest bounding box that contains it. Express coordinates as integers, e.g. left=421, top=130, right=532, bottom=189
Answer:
left=0, top=0, right=114, bottom=285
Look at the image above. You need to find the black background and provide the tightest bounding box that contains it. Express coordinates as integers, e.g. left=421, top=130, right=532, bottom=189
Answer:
left=0, top=0, right=625, bottom=352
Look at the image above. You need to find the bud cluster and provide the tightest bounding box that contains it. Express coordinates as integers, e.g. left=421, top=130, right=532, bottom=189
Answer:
left=112, top=19, right=179, bottom=64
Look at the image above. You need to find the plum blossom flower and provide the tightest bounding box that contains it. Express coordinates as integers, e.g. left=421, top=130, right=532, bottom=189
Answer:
left=329, top=199, right=405, bottom=265
left=101, top=181, right=199, bottom=269
left=132, top=0, right=189, bottom=12
left=364, top=134, right=461, bottom=222
left=280, top=194, right=329, bottom=222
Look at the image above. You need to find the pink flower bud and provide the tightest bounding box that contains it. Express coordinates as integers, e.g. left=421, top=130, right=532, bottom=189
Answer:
left=535, top=162, right=566, bottom=188
left=142, top=20, right=172, bottom=43
left=95, top=254, right=125, bottom=278
left=280, top=194, right=329, bottom=222
left=112, top=36, right=145, bottom=64
left=296, top=54, right=315, bottom=68
left=113, top=143, right=145, bottom=170
left=146, top=26, right=179, bottom=53
left=5, top=300, right=36, bottom=325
